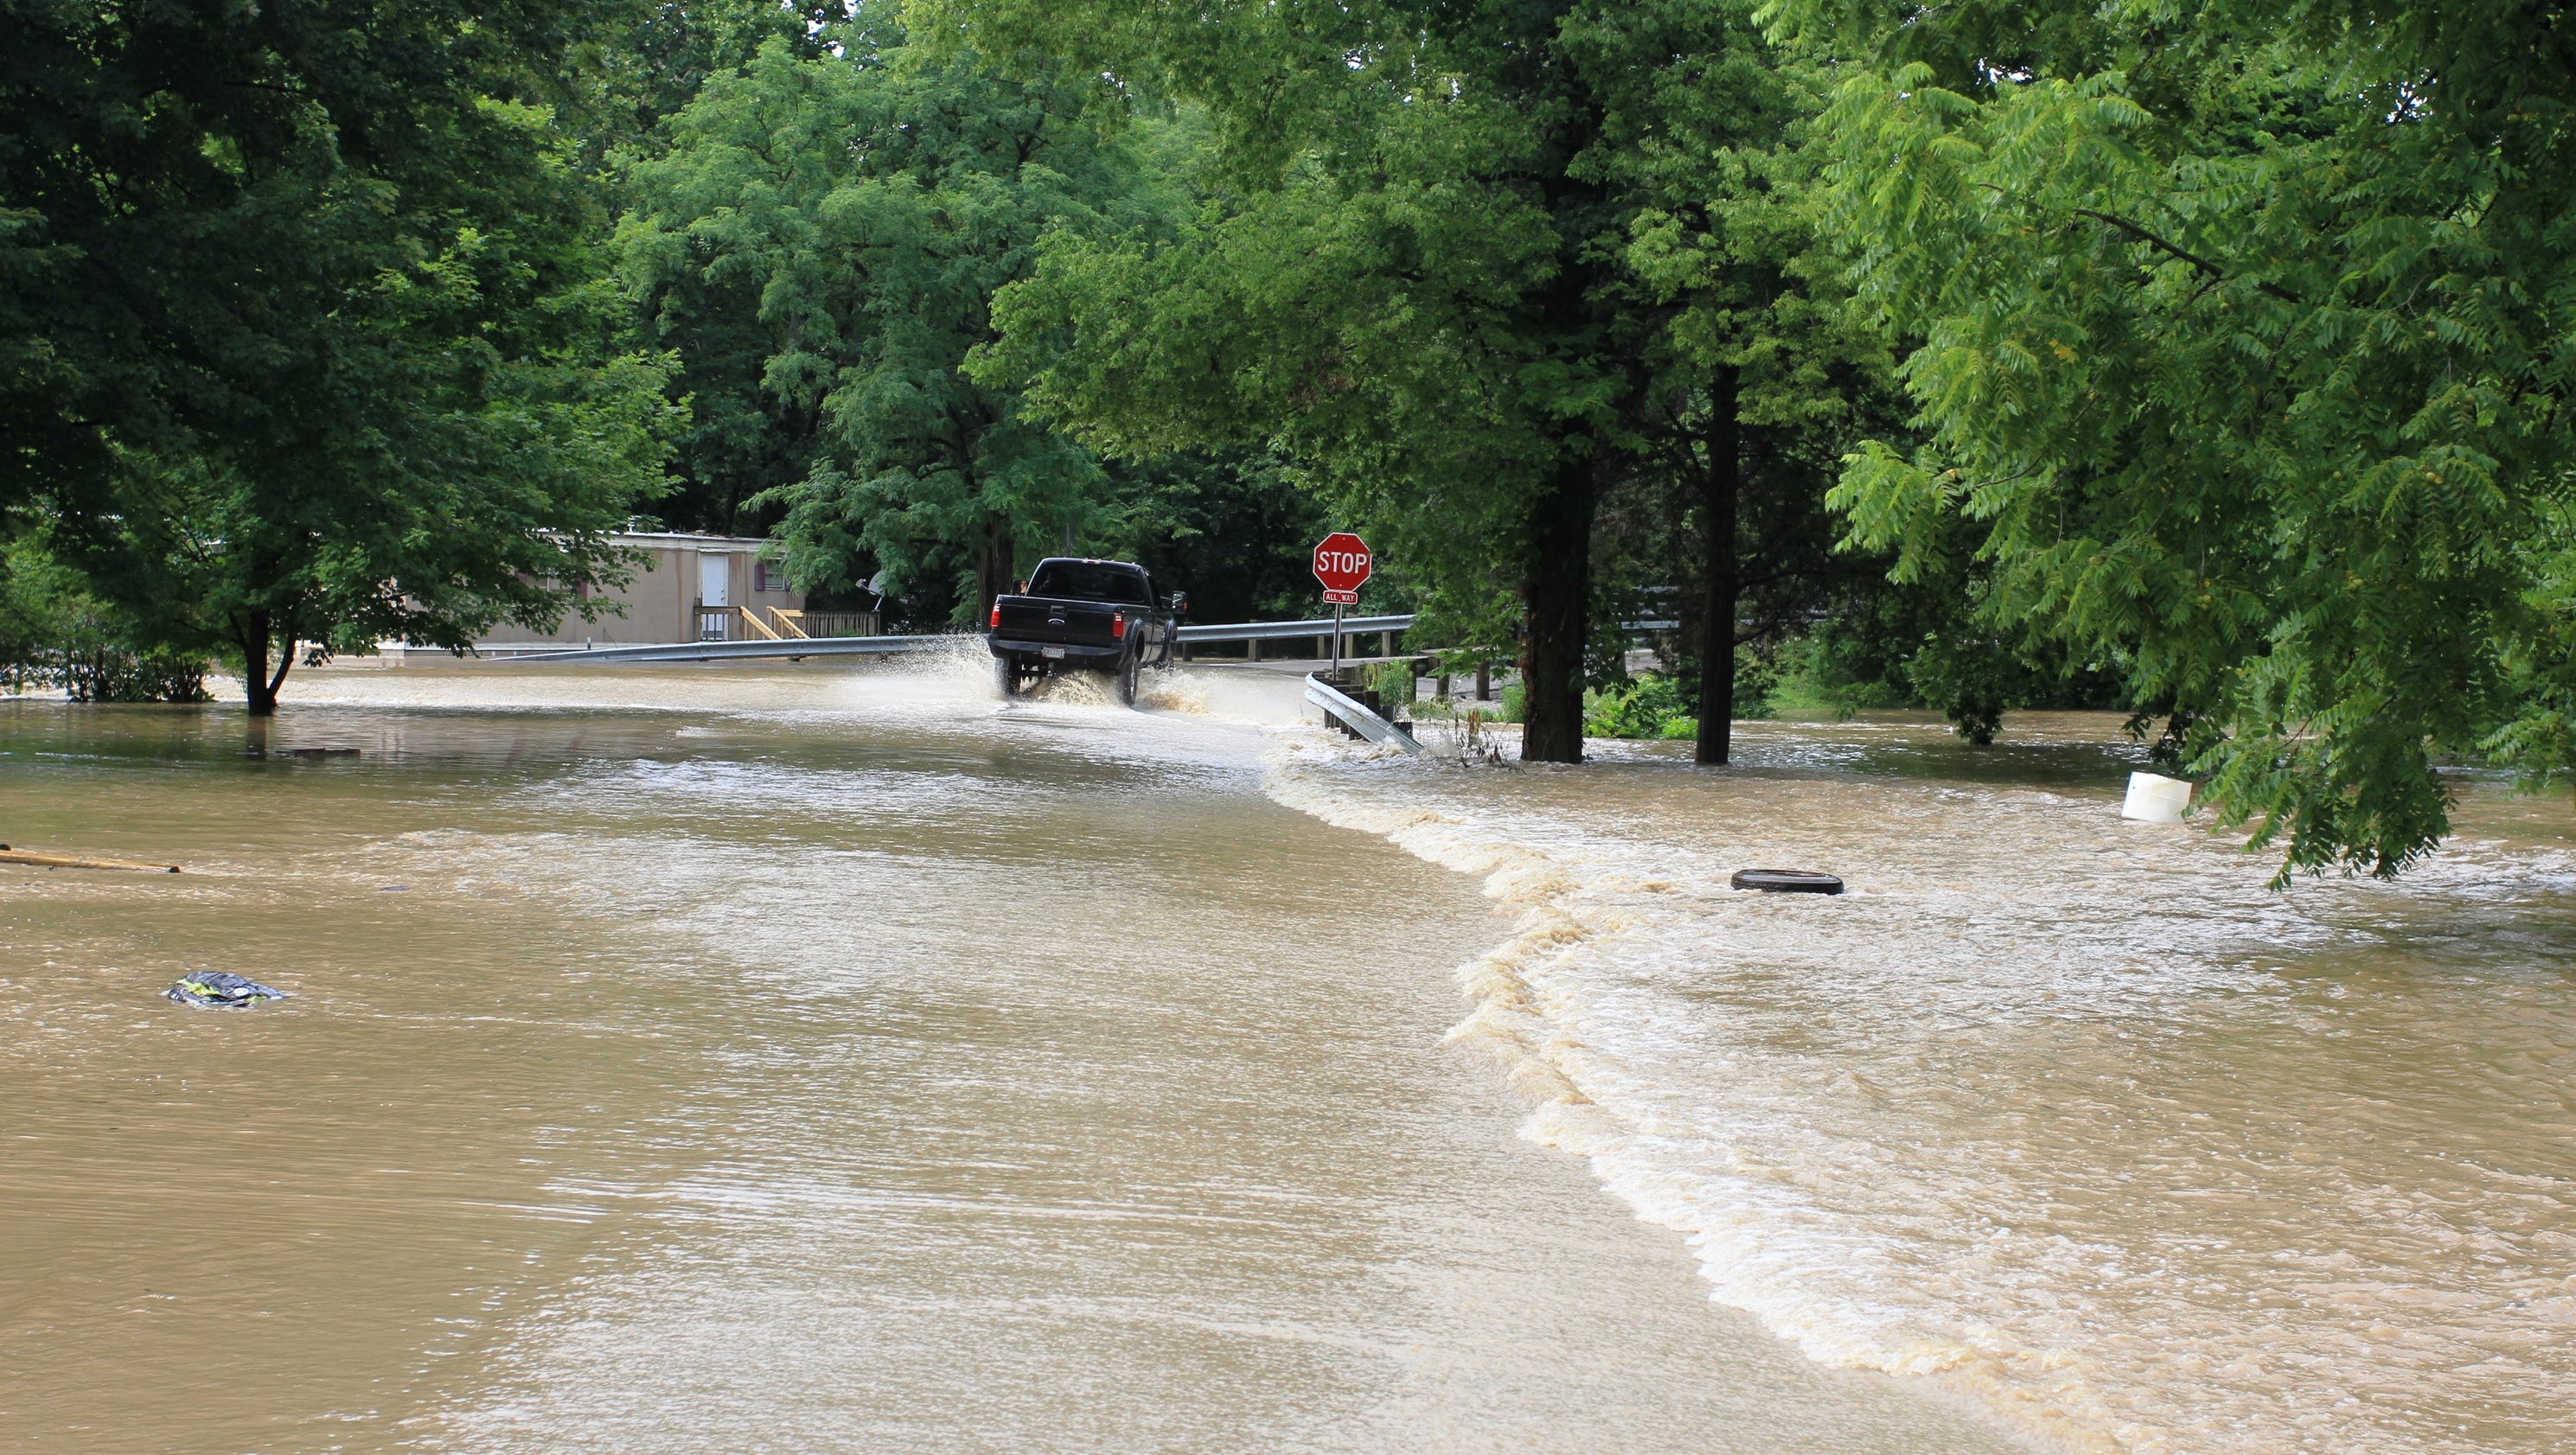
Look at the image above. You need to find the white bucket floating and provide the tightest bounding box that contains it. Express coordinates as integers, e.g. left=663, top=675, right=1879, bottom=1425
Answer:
left=2120, top=771, right=2196, bottom=823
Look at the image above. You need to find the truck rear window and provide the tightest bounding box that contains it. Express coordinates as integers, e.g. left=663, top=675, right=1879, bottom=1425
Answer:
left=1026, top=562, right=1152, bottom=604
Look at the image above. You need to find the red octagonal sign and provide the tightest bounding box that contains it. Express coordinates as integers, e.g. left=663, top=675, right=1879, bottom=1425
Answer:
left=1313, top=532, right=1373, bottom=603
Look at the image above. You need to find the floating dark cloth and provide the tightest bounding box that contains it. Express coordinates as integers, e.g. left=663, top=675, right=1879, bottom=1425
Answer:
left=1729, top=869, right=1844, bottom=895
left=167, top=972, right=291, bottom=1007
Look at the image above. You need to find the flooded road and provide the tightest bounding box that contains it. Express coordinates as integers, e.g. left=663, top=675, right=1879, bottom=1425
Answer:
left=0, top=660, right=2011, bottom=1455
left=1283, top=714, right=2576, bottom=1454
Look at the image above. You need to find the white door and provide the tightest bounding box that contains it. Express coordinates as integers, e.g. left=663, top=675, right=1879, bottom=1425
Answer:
left=699, top=552, right=731, bottom=606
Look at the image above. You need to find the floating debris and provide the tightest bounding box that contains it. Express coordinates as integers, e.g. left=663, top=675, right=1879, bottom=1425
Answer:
left=2120, top=771, right=2195, bottom=823
left=1729, top=869, right=1844, bottom=895
left=167, top=972, right=291, bottom=1008
left=0, top=844, right=182, bottom=873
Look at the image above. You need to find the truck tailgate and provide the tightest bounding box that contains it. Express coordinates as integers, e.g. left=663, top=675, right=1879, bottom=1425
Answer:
left=994, top=597, right=1123, bottom=645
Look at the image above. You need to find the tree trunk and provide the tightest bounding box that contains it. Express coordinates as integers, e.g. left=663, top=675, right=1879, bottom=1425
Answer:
left=1519, top=454, right=1597, bottom=763
left=240, top=609, right=293, bottom=718
left=1695, top=367, right=1742, bottom=766
left=974, top=510, right=1012, bottom=621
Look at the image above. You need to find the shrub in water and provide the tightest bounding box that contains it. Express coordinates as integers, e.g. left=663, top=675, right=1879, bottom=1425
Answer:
left=2, top=543, right=209, bottom=702
left=1586, top=674, right=1693, bottom=738
left=1370, top=660, right=1416, bottom=716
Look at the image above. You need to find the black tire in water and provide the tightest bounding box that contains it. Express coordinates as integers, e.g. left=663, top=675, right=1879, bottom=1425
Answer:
left=1115, top=647, right=1140, bottom=707
left=994, top=653, right=1023, bottom=698
left=1729, top=869, right=1844, bottom=895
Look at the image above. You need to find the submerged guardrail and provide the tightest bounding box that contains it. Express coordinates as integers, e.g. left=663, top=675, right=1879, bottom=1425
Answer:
left=1303, top=673, right=1426, bottom=755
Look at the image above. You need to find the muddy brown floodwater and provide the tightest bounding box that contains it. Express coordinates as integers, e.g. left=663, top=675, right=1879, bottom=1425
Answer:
left=1, top=659, right=2017, bottom=1455
left=1277, top=712, right=2576, bottom=1455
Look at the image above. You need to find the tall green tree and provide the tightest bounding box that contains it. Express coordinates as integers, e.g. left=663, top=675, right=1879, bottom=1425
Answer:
left=587, top=0, right=851, bottom=166
left=1782, top=0, right=2576, bottom=877
left=619, top=27, right=1170, bottom=622
left=3, top=0, right=679, bottom=713
left=945, top=0, right=1870, bottom=761
left=584, top=0, right=854, bottom=543
left=1616, top=90, right=1892, bottom=761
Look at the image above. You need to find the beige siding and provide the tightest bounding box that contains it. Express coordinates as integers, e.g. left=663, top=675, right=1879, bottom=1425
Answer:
left=476, top=535, right=802, bottom=647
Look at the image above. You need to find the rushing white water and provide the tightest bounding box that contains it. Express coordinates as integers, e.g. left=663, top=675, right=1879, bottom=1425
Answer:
left=1262, top=715, right=2576, bottom=1454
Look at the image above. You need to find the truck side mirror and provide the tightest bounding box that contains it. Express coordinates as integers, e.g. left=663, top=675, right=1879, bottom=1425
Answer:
left=1167, top=591, right=1188, bottom=614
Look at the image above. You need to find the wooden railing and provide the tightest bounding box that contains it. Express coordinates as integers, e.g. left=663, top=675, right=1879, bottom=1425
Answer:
left=793, top=610, right=879, bottom=639
left=695, top=605, right=880, bottom=642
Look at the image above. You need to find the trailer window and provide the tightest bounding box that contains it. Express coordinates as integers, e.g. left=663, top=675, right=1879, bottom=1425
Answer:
left=1026, top=562, right=1153, bottom=604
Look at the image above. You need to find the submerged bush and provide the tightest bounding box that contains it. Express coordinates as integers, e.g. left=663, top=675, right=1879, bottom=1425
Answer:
left=43, top=644, right=213, bottom=703
left=2, top=543, right=209, bottom=702
left=1370, top=659, right=1416, bottom=715
left=1586, top=673, right=1694, bottom=738
left=1585, top=654, right=1778, bottom=739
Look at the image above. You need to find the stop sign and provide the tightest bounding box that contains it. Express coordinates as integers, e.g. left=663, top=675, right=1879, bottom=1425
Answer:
left=1313, top=532, right=1373, bottom=603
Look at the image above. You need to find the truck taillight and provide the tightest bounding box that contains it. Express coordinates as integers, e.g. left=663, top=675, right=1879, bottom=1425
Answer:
left=989, top=601, right=1001, bottom=629
left=1111, top=610, right=1127, bottom=639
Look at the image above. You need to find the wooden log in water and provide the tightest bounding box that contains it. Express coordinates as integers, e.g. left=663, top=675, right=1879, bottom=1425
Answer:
left=0, top=845, right=182, bottom=873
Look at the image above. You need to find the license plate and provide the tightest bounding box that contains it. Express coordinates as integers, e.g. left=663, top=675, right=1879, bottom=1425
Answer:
left=1041, top=646, right=1066, bottom=659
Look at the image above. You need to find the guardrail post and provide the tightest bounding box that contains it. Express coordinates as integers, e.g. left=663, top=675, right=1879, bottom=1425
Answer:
left=1247, top=637, right=1262, bottom=662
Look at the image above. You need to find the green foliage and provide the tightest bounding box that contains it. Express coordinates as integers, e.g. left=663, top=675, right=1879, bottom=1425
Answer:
left=1109, top=452, right=1329, bottom=624
left=1369, top=659, right=1416, bottom=718
left=944, top=0, right=1881, bottom=761
left=588, top=0, right=853, bottom=166
left=1587, top=675, right=1697, bottom=739
left=1899, top=632, right=2021, bottom=746
left=1, top=538, right=208, bottom=702
left=1783, top=0, right=2576, bottom=877
left=966, top=79, right=1573, bottom=656
left=622, top=30, right=1172, bottom=625
left=1732, top=648, right=1780, bottom=721
left=1589, top=654, right=1775, bottom=738
left=5, top=0, right=681, bottom=711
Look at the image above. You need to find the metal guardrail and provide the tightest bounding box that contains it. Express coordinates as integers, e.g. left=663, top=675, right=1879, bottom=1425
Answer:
left=480, top=610, right=1725, bottom=667
left=1176, top=615, right=1414, bottom=643
left=486, top=611, right=1795, bottom=667
left=496, top=615, right=1423, bottom=666
left=1305, top=673, right=1426, bottom=755
left=497, top=634, right=949, bottom=665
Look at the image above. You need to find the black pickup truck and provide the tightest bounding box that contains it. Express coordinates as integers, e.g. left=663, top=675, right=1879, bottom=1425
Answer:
left=987, top=558, right=1185, bottom=705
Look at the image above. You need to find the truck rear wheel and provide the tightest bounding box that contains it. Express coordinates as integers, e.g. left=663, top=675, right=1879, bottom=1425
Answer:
left=1115, top=647, right=1140, bottom=706
left=995, top=653, right=1026, bottom=698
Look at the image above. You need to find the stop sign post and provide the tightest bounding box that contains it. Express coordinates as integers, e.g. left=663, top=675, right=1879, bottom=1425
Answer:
left=1312, top=532, right=1373, bottom=679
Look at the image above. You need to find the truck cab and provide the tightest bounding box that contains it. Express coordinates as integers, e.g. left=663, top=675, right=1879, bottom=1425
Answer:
left=986, top=558, right=1184, bottom=705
